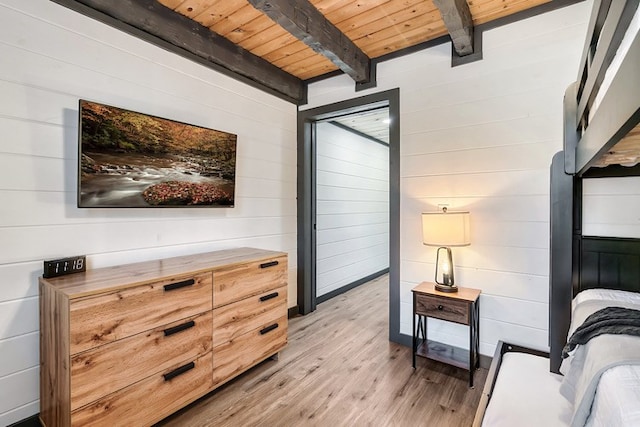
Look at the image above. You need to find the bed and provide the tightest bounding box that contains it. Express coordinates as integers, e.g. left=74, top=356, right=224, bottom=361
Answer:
left=475, top=289, right=640, bottom=427
left=474, top=1, right=640, bottom=426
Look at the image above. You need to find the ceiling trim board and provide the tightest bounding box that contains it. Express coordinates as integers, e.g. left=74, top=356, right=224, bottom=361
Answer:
left=476, top=0, right=587, bottom=33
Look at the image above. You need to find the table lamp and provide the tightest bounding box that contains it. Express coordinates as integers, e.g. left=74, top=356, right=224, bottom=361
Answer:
left=422, top=207, right=471, bottom=292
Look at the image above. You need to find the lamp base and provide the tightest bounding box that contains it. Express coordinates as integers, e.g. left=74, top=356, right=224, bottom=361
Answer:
left=435, top=283, right=458, bottom=293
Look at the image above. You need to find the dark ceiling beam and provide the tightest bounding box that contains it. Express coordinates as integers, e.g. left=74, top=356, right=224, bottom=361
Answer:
left=248, top=0, right=371, bottom=84
left=433, top=0, right=475, bottom=56
left=50, top=0, right=306, bottom=104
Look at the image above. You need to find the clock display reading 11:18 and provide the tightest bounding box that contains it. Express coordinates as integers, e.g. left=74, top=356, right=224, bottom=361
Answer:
left=43, top=255, right=86, bottom=278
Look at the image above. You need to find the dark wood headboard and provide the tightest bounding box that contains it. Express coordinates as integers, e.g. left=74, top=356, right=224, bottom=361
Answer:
left=578, top=236, right=640, bottom=293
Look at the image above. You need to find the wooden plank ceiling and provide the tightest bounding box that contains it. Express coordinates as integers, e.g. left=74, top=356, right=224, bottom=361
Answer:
left=158, top=0, right=551, bottom=81
left=53, top=0, right=564, bottom=104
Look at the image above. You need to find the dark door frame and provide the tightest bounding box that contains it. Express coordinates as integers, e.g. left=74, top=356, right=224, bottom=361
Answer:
left=296, top=88, right=403, bottom=344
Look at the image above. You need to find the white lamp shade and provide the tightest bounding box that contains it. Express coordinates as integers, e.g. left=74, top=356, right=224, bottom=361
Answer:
left=422, top=211, right=471, bottom=247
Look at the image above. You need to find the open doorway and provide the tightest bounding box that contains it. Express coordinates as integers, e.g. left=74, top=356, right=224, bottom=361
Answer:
left=314, top=108, right=390, bottom=303
left=297, top=89, right=403, bottom=344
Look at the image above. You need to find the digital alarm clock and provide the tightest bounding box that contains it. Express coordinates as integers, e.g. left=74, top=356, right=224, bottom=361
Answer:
left=43, top=255, right=86, bottom=278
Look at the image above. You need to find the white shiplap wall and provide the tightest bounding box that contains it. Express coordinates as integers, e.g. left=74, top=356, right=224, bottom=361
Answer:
left=0, top=0, right=296, bottom=424
left=583, top=177, right=640, bottom=237
left=303, top=2, right=591, bottom=356
left=315, top=122, right=389, bottom=297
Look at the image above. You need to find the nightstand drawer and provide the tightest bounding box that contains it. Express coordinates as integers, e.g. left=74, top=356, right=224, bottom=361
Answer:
left=415, top=294, right=469, bottom=324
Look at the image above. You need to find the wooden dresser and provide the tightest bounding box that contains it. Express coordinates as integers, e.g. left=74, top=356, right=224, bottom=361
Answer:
left=39, top=247, right=288, bottom=427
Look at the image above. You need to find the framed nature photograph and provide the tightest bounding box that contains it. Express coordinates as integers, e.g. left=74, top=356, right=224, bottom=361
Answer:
left=78, top=100, right=237, bottom=208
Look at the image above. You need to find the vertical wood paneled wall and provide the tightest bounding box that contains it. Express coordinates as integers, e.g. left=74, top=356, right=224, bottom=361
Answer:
left=315, top=122, right=389, bottom=298
left=304, top=2, right=591, bottom=356
left=0, top=0, right=296, bottom=424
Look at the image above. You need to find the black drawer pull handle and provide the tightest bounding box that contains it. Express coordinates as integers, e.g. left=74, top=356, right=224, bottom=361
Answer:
left=164, top=279, right=195, bottom=291
left=164, top=320, right=195, bottom=337
left=260, top=292, right=279, bottom=302
left=163, top=361, right=195, bottom=381
left=260, top=261, right=279, bottom=269
left=260, top=323, right=279, bottom=335
left=437, top=305, right=444, bottom=311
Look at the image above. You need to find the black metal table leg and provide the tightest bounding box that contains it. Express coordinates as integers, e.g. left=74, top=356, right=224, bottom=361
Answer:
left=412, top=294, right=416, bottom=369
left=469, top=300, right=474, bottom=388
left=475, top=299, right=480, bottom=369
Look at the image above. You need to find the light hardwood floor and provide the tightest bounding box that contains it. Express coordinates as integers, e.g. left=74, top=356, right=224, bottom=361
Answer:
left=158, top=275, right=487, bottom=427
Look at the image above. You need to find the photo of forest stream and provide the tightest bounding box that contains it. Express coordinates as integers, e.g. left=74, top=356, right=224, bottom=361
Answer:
left=79, top=101, right=236, bottom=207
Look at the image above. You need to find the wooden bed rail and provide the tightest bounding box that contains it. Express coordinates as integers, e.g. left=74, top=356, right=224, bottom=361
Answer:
left=472, top=341, right=550, bottom=427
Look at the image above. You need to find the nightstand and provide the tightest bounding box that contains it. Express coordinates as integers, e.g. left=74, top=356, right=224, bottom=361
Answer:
left=412, top=282, right=481, bottom=387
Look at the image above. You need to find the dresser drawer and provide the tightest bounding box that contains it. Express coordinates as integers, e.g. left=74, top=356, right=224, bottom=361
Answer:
left=71, top=351, right=213, bottom=427
left=213, top=286, right=287, bottom=348
left=69, top=272, right=212, bottom=354
left=415, top=294, right=469, bottom=324
left=213, top=255, right=287, bottom=308
left=70, top=311, right=212, bottom=411
left=213, top=315, right=287, bottom=387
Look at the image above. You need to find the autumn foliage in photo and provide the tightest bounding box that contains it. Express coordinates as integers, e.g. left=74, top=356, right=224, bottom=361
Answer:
left=79, top=100, right=237, bottom=207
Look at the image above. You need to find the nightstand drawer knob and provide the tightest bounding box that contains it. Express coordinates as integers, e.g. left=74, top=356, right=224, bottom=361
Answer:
left=437, top=305, right=444, bottom=311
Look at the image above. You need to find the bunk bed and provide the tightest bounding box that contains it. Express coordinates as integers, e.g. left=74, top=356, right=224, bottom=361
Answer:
left=474, top=0, right=640, bottom=425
